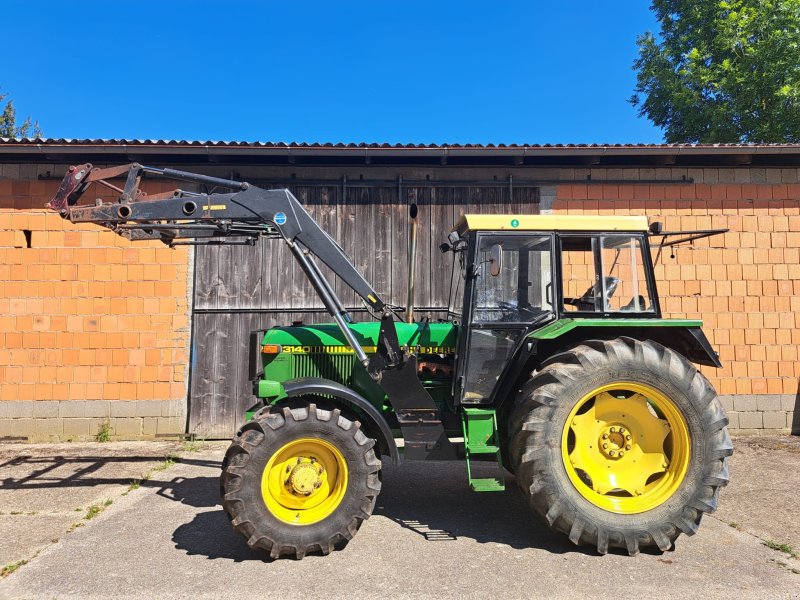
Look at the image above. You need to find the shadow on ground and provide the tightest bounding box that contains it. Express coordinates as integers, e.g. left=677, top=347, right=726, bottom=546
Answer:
left=165, top=461, right=604, bottom=562
left=0, top=454, right=220, bottom=490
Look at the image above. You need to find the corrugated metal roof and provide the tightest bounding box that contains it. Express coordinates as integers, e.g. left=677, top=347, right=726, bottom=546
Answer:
left=2, top=137, right=800, bottom=150
left=2, top=138, right=799, bottom=168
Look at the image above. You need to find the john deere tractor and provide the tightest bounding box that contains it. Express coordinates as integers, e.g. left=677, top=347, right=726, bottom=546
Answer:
left=49, top=163, right=732, bottom=559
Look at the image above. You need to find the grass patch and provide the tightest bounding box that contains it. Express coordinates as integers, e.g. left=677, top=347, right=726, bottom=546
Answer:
left=182, top=438, right=205, bottom=453
left=95, top=421, right=112, bottom=443
left=764, top=540, right=799, bottom=558
left=152, top=455, right=177, bottom=472
left=1, top=559, right=28, bottom=578
left=84, top=499, right=112, bottom=521
left=67, top=522, right=84, bottom=533
left=729, top=522, right=742, bottom=530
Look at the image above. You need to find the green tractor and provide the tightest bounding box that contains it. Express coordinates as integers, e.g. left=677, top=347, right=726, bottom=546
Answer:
left=50, top=164, right=732, bottom=559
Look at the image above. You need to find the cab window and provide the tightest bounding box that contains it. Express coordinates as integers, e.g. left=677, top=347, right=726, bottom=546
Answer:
left=561, top=234, right=654, bottom=313
left=472, top=234, right=553, bottom=323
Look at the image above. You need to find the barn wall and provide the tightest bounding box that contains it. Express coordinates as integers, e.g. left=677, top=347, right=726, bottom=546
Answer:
left=0, top=159, right=798, bottom=439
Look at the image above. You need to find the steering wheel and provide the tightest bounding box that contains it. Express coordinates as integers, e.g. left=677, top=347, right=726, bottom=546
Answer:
left=564, top=277, right=621, bottom=311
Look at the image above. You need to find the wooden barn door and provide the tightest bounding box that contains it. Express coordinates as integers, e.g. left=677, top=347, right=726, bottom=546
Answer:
left=187, top=182, right=539, bottom=438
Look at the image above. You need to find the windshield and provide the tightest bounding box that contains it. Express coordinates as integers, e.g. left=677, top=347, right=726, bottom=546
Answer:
left=472, top=234, right=553, bottom=323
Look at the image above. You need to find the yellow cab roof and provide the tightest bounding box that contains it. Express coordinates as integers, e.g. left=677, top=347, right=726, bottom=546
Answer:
left=454, top=214, right=650, bottom=234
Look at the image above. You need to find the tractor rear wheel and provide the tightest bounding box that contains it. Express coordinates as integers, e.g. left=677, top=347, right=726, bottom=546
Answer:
left=221, top=402, right=381, bottom=559
left=508, top=337, right=732, bottom=555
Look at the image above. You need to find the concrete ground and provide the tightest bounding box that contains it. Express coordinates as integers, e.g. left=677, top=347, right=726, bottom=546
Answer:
left=0, top=436, right=797, bottom=600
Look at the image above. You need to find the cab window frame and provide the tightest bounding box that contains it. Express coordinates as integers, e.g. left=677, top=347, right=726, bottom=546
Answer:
left=555, top=232, right=661, bottom=319
left=463, top=231, right=557, bottom=328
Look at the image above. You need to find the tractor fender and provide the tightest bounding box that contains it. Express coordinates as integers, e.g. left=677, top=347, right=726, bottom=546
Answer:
left=282, top=377, right=400, bottom=465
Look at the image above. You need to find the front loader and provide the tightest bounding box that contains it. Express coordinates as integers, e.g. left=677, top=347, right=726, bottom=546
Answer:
left=49, top=163, right=732, bottom=558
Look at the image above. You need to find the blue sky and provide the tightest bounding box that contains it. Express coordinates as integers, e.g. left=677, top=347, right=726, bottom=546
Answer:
left=4, top=1, right=663, bottom=144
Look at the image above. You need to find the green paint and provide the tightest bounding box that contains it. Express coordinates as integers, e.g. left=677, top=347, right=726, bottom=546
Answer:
left=256, top=379, right=285, bottom=399
left=462, top=408, right=505, bottom=492
left=262, top=321, right=457, bottom=350
left=531, top=318, right=703, bottom=340
left=259, top=321, right=458, bottom=414
left=511, top=218, right=520, bottom=228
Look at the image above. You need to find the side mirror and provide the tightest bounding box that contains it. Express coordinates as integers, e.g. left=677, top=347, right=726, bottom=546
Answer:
left=489, top=244, right=503, bottom=277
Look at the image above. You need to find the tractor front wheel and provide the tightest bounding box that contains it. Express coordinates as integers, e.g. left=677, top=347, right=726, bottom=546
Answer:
left=221, top=402, right=381, bottom=559
left=508, top=337, right=732, bottom=555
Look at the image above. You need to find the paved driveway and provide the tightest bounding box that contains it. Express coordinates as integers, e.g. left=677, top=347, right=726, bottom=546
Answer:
left=0, top=438, right=798, bottom=599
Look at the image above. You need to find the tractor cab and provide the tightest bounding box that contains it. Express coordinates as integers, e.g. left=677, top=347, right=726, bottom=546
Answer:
left=446, top=215, right=658, bottom=406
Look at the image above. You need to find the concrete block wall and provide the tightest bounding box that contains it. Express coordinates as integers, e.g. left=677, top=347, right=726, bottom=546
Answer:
left=0, top=165, right=192, bottom=441
left=554, top=175, right=800, bottom=434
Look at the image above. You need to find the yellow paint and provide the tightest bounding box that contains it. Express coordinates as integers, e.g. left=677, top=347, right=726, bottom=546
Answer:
left=261, top=438, right=348, bottom=525
left=560, top=381, right=690, bottom=514
left=455, top=214, right=649, bottom=234
left=202, top=204, right=227, bottom=211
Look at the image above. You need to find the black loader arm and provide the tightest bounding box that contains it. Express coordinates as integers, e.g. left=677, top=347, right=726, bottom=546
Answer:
left=48, top=162, right=393, bottom=368
left=48, top=163, right=465, bottom=461
left=48, top=163, right=385, bottom=313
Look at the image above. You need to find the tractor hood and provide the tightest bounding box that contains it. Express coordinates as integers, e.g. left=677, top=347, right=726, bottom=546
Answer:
left=261, top=321, right=458, bottom=355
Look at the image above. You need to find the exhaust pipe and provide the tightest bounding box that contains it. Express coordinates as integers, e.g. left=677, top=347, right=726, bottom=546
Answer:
left=406, top=203, right=418, bottom=323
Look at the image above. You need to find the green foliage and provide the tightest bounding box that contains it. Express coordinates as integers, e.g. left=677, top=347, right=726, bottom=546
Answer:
left=1, top=559, right=28, bottom=578
left=0, top=90, right=41, bottom=138
left=631, top=0, right=800, bottom=142
left=84, top=499, right=112, bottom=520
left=764, top=540, right=799, bottom=558
left=95, top=421, right=112, bottom=443
left=153, top=456, right=177, bottom=471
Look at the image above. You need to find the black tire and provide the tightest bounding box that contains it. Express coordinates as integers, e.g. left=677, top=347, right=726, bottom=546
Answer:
left=221, top=402, right=382, bottom=559
left=508, top=337, right=732, bottom=555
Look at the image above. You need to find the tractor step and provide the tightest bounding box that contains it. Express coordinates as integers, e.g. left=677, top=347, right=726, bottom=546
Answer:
left=461, top=408, right=506, bottom=492
left=469, top=477, right=506, bottom=492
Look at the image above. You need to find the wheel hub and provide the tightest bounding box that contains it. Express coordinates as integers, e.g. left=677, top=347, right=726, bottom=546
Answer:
left=597, top=425, right=634, bottom=459
left=287, top=459, right=324, bottom=495
left=562, top=383, right=690, bottom=514
left=262, top=438, right=348, bottom=525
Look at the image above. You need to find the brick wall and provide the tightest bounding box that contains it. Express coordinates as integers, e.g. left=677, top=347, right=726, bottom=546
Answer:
left=1, top=160, right=797, bottom=440
left=554, top=181, right=800, bottom=433
left=0, top=168, right=191, bottom=440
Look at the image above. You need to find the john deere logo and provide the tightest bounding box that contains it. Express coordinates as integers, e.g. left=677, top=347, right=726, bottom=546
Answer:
left=511, top=219, right=520, bottom=228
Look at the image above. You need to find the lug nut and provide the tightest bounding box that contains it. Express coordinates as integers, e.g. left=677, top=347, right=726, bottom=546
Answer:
left=602, top=433, right=609, bottom=439
left=618, top=451, right=625, bottom=457
left=626, top=444, right=631, bottom=450
left=619, top=427, right=625, bottom=434
left=609, top=450, right=616, bottom=457
left=609, top=427, right=616, bottom=433
left=626, top=434, right=631, bottom=441
left=603, top=443, right=608, bottom=449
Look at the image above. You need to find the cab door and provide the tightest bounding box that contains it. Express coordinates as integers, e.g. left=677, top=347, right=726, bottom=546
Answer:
left=453, top=232, right=555, bottom=406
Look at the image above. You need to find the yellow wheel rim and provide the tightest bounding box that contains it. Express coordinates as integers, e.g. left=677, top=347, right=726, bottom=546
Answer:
left=561, top=382, right=690, bottom=514
left=261, top=438, right=348, bottom=525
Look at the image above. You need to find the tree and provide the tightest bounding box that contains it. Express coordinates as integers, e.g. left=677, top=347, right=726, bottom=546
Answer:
left=0, top=90, right=42, bottom=138
left=631, top=0, right=800, bottom=143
